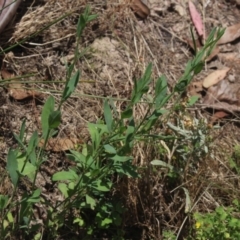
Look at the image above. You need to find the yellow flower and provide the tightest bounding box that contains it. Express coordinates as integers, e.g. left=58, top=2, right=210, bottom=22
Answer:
left=195, top=222, right=201, bottom=229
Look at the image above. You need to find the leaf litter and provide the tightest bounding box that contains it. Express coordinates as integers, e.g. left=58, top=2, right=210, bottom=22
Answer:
left=1, top=69, right=44, bottom=100
left=187, top=0, right=240, bottom=119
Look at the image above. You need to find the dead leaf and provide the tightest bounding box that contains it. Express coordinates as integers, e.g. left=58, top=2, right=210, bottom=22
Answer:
left=188, top=1, right=204, bottom=37
left=203, top=68, right=230, bottom=88
left=39, top=138, right=83, bottom=152
left=187, top=81, right=203, bottom=97
left=175, top=4, right=186, bottom=17
left=130, top=0, right=150, bottom=19
left=203, top=79, right=240, bottom=112
left=210, top=111, right=229, bottom=124
left=217, top=23, right=240, bottom=45
left=1, top=68, right=13, bottom=79
left=218, top=52, right=238, bottom=61
left=1, top=69, right=44, bottom=100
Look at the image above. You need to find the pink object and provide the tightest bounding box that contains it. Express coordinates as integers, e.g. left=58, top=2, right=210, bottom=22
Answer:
left=189, top=0, right=204, bottom=37
left=0, top=0, right=21, bottom=34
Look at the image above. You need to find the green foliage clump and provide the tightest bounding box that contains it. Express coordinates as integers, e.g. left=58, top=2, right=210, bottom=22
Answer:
left=0, top=6, right=226, bottom=239
left=194, top=200, right=240, bottom=240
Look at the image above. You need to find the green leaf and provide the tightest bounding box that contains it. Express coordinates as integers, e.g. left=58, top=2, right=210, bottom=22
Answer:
left=112, top=212, right=122, bottom=226
left=111, top=155, right=133, bottom=162
left=141, top=118, right=158, bottom=133
left=13, top=133, right=26, bottom=150
left=27, top=189, right=41, bottom=203
left=88, top=123, right=98, bottom=149
left=18, top=196, right=31, bottom=225
left=124, top=122, right=135, bottom=150
left=76, top=7, right=98, bottom=38
left=7, top=149, right=19, bottom=188
left=41, top=96, right=55, bottom=137
left=68, top=150, right=95, bottom=169
left=0, top=195, right=9, bottom=210
left=52, top=170, right=78, bottom=181
left=62, top=70, right=80, bottom=103
left=155, top=75, right=168, bottom=108
left=93, top=123, right=109, bottom=133
left=193, top=51, right=205, bottom=67
left=104, top=100, right=113, bottom=132
left=182, top=187, right=191, bottom=213
left=141, top=109, right=164, bottom=132
left=84, top=6, right=97, bottom=22
left=104, top=144, right=116, bottom=154
left=19, top=119, right=26, bottom=141
left=7, top=212, right=13, bottom=223
left=73, top=217, right=85, bottom=227
left=58, top=183, right=69, bottom=198
left=27, top=131, right=38, bottom=166
left=48, top=110, right=61, bottom=129
left=183, top=60, right=192, bottom=76
left=88, top=123, right=103, bottom=151
left=121, top=108, right=133, bottom=119
left=126, top=121, right=135, bottom=136
left=87, top=14, right=98, bottom=23
left=115, top=163, right=139, bottom=178
left=174, top=79, right=189, bottom=92
left=92, top=180, right=111, bottom=192
left=3, top=219, right=8, bottom=230
left=23, top=216, right=30, bottom=226
left=68, top=182, right=75, bottom=190
left=190, top=27, right=197, bottom=53
left=193, top=61, right=204, bottom=74
left=141, top=63, right=152, bottom=88
left=66, top=63, right=75, bottom=80
left=151, top=160, right=173, bottom=171
left=86, top=194, right=96, bottom=210
left=67, top=150, right=85, bottom=163
left=188, top=95, right=199, bottom=106
left=131, top=63, right=152, bottom=104
left=99, top=218, right=112, bottom=227
left=77, top=15, right=86, bottom=39
left=17, top=155, right=37, bottom=181
left=33, top=233, right=41, bottom=240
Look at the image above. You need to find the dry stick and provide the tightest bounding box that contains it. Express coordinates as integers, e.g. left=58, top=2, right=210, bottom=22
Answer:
left=176, top=184, right=211, bottom=239
left=196, top=102, right=240, bottom=112
left=0, top=0, right=21, bottom=34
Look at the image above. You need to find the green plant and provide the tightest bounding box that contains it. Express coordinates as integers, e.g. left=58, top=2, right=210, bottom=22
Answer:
left=163, top=230, right=177, bottom=239
left=0, top=6, right=97, bottom=239
left=166, top=115, right=209, bottom=176
left=229, top=144, right=240, bottom=175
left=151, top=28, right=225, bottom=179
left=0, top=22, right=225, bottom=239
left=194, top=200, right=240, bottom=240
